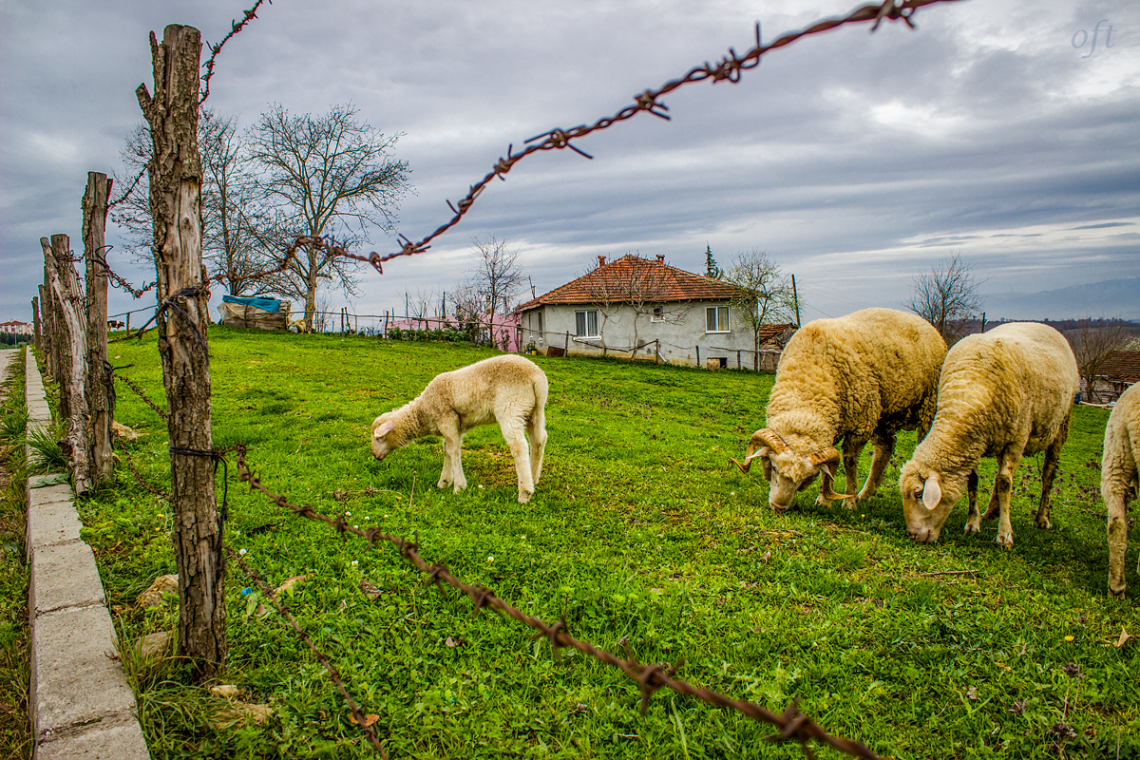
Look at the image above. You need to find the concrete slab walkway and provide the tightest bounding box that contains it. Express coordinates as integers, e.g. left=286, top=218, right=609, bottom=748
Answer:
left=21, top=349, right=150, bottom=759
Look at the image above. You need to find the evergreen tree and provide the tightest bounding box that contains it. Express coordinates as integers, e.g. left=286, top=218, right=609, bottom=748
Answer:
left=704, top=244, right=723, bottom=280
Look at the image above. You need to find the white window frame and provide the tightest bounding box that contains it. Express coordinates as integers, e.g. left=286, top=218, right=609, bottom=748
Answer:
left=575, top=309, right=599, bottom=338
left=706, top=305, right=730, bottom=333
left=651, top=306, right=665, bottom=323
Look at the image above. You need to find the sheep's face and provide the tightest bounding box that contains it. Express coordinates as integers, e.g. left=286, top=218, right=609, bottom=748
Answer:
left=900, top=461, right=961, bottom=543
left=765, top=449, right=822, bottom=511
left=370, top=415, right=397, bottom=460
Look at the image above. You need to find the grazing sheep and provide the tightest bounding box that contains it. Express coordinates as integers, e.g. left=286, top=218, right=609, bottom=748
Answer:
left=732, top=308, right=946, bottom=511
left=370, top=355, right=548, bottom=504
left=899, top=322, right=1079, bottom=547
left=1102, top=383, right=1140, bottom=597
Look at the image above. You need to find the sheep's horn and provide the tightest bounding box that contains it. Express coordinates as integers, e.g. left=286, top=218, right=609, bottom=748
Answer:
left=730, top=447, right=769, bottom=474
left=810, top=447, right=849, bottom=502
left=756, top=428, right=790, bottom=453
left=808, top=447, right=840, bottom=467
left=818, top=469, right=848, bottom=501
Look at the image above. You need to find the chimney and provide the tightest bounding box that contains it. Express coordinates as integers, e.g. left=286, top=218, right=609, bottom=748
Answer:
left=655, top=254, right=665, bottom=263
left=597, top=255, right=606, bottom=267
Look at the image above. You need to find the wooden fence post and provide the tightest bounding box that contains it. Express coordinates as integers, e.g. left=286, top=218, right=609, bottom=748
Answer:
left=43, top=234, right=92, bottom=494
left=84, top=171, right=115, bottom=485
left=32, top=297, right=41, bottom=356
left=37, top=285, right=53, bottom=377
left=41, top=242, right=71, bottom=413
left=137, top=23, right=225, bottom=676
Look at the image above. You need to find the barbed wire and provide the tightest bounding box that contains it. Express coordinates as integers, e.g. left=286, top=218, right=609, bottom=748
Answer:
left=201, top=0, right=272, bottom=104
left=320, top=0, right=962, bottom=271
left=232, top=444, right=883, bottom=760
left=109, top=366, right=169, bottom=420
left=226, top=547, right=389, bottom=757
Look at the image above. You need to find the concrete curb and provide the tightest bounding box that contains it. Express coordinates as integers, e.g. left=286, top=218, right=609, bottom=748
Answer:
left=23, top=350, right=151, bottom=760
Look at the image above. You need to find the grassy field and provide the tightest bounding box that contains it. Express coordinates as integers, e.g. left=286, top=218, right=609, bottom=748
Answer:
left=68, top=328, right=1140, bottom=758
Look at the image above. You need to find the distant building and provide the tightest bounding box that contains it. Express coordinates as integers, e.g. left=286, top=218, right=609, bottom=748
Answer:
left=0, top=320, right=32, bottom=335
left=515, top=254, right=795, bottom=368
left=1088, top=351, right=1140, bottom=403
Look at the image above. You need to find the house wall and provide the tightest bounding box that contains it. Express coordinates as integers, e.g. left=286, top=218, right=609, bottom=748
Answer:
left=519, top=302, right=776, bottom=368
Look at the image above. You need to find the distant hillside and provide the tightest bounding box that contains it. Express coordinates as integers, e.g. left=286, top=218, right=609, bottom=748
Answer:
left=985, top=277, right=1140, bottom=321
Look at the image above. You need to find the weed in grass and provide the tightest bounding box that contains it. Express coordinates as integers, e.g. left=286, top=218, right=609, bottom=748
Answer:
left=23, top=421, right=67, bottom=475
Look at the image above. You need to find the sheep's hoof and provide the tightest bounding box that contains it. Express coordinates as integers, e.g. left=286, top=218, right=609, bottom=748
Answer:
left=518, top=491, right=533, bottom=505
left=1036, top=515, right=1052, bottom=530
left=452, top=483, right=467, bottom=494
left=995, top=533, right=1014, bottom=548
left=437, top=480, right=450, bottom=490
left=814, top=496, right=831, bottom=508
left=963, top=520, right=980, bottom=535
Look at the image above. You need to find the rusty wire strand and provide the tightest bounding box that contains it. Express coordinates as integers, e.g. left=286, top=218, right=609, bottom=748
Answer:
left=232, top=445, right=882, bottom=760
left=313, top=0, right=961, bottom=272
left=118, top=443, right=172, bottom=501
left=201, top=0, right=272, bottom=104
left=108, top=167, right=147, bottom=210
left=226, top=546, right=389, bottom=758
left=110, top=368, right=170, bottom=421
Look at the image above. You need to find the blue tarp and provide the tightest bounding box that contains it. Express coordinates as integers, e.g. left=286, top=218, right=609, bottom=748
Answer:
left=221, top=295, right=281, bottom=313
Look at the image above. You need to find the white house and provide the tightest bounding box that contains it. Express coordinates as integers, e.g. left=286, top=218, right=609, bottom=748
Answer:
left=515, top=254, right=795, bottom=368
left=0, top=320, right=33, bottom=335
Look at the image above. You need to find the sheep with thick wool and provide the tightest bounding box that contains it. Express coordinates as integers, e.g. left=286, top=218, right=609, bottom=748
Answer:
left=370, top=355, right=548, bottom=504
left=732, top=308, right=946, bottom=511
left=900, top=322, right=1079, bottom=547
left=1102, top=382, right=1140, bottom=597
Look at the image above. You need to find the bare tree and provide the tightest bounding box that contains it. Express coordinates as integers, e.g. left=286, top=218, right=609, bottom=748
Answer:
left=1065, top=318, right=1132, bottom=403
left=906, top=253, right=984, bottom=345
left=246, top=103, right=411, bottom=330
left=450, top=237, right=526, bottom=345
left=199, top=112, right=276, bottom=295
left=724, top=250, right=798, bottom=370
left=114, top=109, right=271, bottom=290
left=583, top=254, right=686, bottom=356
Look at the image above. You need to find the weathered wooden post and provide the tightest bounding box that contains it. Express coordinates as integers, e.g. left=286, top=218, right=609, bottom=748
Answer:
left=32, top=297, right=41, bottom=355
left=43, top=234, right=92, bottom=494
left=37, top=285, right=53, bottom=375
left=137, top=23, right=225, bottom=676
left=41, top=241, right=72, bottom=415
left=84, top=171, right=115, bottom=485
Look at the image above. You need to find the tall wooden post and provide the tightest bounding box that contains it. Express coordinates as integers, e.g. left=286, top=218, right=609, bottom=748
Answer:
left=44, top=235, right=92, bottom=494
left=41, top=241, right=72, bottom=415
left=37, top=284, right=54, bottom=379
left=32, top=297, right=42, bottom=355
left=791, top=274, right=801, bottom=327
left=84, top=172, right=115, bottom=485
left=137, top=24, right=225, bottom=676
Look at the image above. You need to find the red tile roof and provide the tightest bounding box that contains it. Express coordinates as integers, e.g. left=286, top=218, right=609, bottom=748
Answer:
left=515, top=254, right=743, bottom=311
left=1101, top=351, right=1140, bottom=383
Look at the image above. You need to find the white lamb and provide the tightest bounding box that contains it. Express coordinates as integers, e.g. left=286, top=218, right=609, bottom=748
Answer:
left=370, top=355, right=548, bottom=504
left=732, top=308, right=946, bottom=511
left=899, top=322, right=1079, bottom=547
left=1102, top=382, right=1139, bottom=597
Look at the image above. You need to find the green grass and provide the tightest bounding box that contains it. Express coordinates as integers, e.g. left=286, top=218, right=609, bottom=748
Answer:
left=0, top=348, right=32, bottom=760
left=80, top=328, right=1140, bottom=759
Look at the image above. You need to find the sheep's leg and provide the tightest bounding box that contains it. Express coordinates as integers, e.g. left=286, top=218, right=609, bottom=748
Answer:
left=993, top=447, right=1023, bottom=548
left=1036, top=411, right=1070, bottom=530
left=858, top=434, right=895, bottom=502
left=437, top=417, right=466, bottom=492
left=1106, top=487, right=1130, bottom=598
left=963, top=470, right=982, bottom=534
left=527, top=406, right=547, bottom=486
left=839, top=440, right=863, bottom=509
left=499, top=416, right=534, bottom=504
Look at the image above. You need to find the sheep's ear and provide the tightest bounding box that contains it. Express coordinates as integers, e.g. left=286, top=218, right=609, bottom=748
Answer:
left=922, top=473, right=942, bottom=511
left=374, top=421, right=394, bottom=438
left=743, top=446, right=770, bottom=463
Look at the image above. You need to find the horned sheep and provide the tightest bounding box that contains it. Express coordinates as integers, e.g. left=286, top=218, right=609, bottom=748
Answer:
left=732, top=308, right=946, bottom=511
left=370, top=355, right=548, bottom=504
left=1102, top=382, right=1140, bottom=597
left=899, top=322, right=1079, bottom=547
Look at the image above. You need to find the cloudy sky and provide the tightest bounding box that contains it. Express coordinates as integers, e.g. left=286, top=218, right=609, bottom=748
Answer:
left=2, top=0, right=1138, bottom=327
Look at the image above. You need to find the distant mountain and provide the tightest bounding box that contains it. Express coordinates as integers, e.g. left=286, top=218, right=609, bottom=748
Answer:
left=984, top=277, right=1140, bottom=321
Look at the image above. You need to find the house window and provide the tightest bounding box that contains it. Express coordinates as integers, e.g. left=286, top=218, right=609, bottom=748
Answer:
left=575, top=310, right=598, bottom=337
left=706, top=305, right=730, bottom=333
left=651, top=306, right=664, bottom=323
